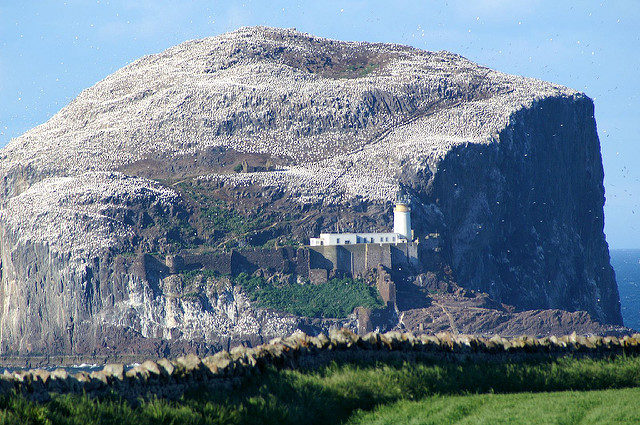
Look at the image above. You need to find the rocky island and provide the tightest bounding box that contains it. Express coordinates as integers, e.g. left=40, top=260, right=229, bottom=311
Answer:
left=0, top=26, right=626, bottom=361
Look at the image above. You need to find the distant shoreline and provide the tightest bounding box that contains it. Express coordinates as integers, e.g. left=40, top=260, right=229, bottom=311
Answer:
left=0, top=355, right=151, bottom=370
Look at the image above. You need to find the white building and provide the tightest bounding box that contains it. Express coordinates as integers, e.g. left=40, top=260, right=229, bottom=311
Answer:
left=309, top=201, right=413, bottom=246
left=309, top=232, right=403, bottom=246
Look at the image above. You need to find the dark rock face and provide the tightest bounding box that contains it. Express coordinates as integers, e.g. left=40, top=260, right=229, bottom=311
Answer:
left=0, top=27, right=623, bottom=357
left=417, top=96, right=621, bottom=325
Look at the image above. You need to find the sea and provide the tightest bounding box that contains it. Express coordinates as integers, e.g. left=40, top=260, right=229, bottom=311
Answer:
left=610, top=249, right=640, bottom=331
left=0, top=363, right=139, bottom=374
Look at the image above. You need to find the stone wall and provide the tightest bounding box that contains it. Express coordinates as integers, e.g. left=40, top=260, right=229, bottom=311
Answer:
left=376, top=266, right=397, bottom=307
left=390, top=243, right=420, bottom=272
left=164, top=247, right=309, bottom=277
left=355, top=307, right=373, bottom=335
left=3, top=328, right=640, bottom=402
left=308, top=245, right=354, bottom=275
left=309, top=268, right=328, bottom=285
left=355, top=305, right=397, bottom=335
left=161, top=242, right=418, bottom=282
left=308, top=242, right=419, bottom=276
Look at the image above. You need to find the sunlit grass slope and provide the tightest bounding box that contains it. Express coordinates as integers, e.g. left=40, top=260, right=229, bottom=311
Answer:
left=346, top=388, right=640, bottom=425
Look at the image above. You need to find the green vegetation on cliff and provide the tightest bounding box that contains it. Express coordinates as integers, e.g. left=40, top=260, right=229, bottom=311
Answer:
left=234, top=273, right=384, bottom=318
left=176, top=271, right=383, bottom=318
left=2, top=355, right=640, bottom=424
left=175, top=181, right=274, bottom=244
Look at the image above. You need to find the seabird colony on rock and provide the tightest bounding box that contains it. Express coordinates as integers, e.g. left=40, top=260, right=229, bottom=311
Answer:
left=0, top=26, right=580, bottom=262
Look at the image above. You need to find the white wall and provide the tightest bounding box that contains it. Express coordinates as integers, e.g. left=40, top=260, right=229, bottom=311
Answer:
left=310, top=232, right=404, bottom=246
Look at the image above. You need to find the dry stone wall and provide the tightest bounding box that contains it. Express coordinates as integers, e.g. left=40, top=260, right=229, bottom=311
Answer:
left=3, top=328, right=640, bottom=403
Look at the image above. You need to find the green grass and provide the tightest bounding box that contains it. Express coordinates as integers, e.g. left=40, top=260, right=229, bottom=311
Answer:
left=179, top=269, right=221, bottom=286
left=176, top=182, right=270, bottom=237
left=199, top=203, right=265, bottom=235
left=234, top=273, right=384, bottom=318
left=175, top=272, right=383, bottom=318
left=2, top=355, right=640, bottom=424
left=343, top=62, right=379, bottom=78
left=346, top=388, right=640, bottom=425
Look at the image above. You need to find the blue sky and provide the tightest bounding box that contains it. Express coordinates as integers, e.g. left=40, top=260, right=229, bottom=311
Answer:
left=0, top=1, right=638, bottom=248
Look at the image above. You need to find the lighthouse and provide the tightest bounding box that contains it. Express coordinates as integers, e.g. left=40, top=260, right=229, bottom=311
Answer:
left=393, top=201, right=412, bottom=241
left=308, top=194, right=414, bottom=247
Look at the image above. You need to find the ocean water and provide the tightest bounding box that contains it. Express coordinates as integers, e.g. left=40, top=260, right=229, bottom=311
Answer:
left=610, top=249, right=640, bottom=331
left=0, top=363, right=139, bottom=374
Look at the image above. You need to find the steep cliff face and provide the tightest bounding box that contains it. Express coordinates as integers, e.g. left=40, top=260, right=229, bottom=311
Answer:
left=0, top=27, right=622, bottom=356
left=424, top=96, right=621, bottom=324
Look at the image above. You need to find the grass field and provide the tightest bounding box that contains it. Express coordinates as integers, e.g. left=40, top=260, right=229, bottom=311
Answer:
left=346, top=388, right=640, bottom=425
left=2, top=355, right=640, bottom=424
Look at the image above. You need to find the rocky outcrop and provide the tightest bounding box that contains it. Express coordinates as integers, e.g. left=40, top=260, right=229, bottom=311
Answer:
left=397, top=276, right=625, bottom=337
left=0, top=26, right=622, bottom=356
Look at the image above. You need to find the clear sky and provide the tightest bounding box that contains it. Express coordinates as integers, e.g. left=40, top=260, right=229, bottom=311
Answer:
left=0, top=1, right=638, bottom=248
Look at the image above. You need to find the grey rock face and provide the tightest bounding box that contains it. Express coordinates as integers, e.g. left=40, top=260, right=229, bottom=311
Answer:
left=0, top=26, right=622, bottom=356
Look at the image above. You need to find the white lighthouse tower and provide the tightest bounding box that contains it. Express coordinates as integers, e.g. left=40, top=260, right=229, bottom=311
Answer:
left=309, top=192, right=414, bottom=247
left=393, top=201, right=412, bottom=241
